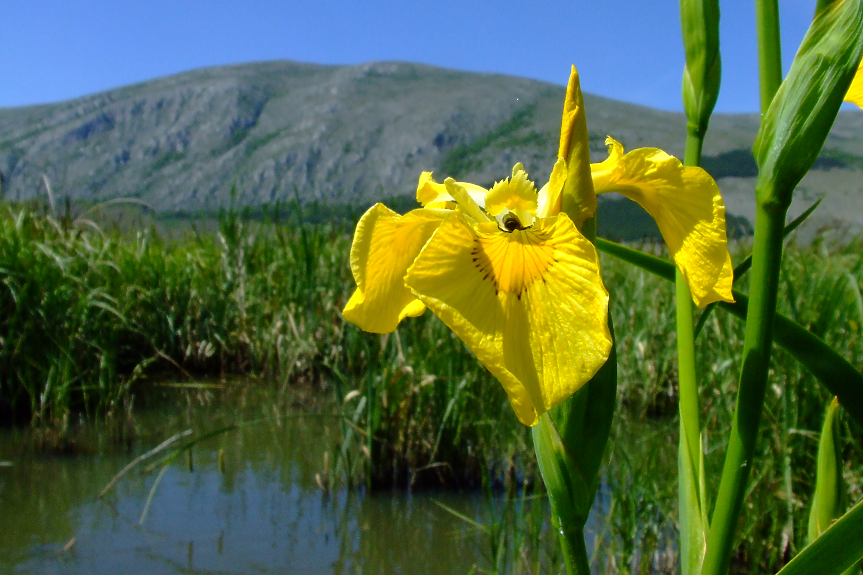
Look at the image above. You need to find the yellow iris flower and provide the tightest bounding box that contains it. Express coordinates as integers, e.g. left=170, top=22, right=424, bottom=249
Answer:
left=847, top=59, right=863, bottom=109
left=342, top=66, right=733, bottom=426
left=344, top=164, right=612, bottom=427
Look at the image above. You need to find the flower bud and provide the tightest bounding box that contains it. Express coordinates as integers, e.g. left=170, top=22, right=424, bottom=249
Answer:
left=753, top=0, right=863, bottom=209
left=680, top=0, right=722, bottom=138
left=558, top=66, right=597, bottom=230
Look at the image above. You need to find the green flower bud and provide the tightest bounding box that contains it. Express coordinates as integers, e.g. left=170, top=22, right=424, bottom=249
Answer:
left=808, top=398, right=845, bottom=543
left=680, top=0, right=722, bottom=138
left=753, top=0, right=863, bottom=210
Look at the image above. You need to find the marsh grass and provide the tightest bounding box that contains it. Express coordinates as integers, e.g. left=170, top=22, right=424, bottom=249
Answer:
left=1, top=202, right=861, bottom=572
left=0, top=200, right=353, bottom=428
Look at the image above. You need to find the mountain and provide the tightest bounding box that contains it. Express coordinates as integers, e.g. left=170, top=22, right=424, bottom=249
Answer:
left=1, top=60, right=861, bottom=238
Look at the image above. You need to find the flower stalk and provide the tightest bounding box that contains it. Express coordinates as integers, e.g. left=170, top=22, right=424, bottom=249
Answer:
left=678, top=1, right=721, bottom=570
left=700, top=0, right=786, bottom=560
left=755, top=0, right=782, bottom=113
left=703, top=1, right=863, bottom=572
left=702, top=201, right=786, bottom=575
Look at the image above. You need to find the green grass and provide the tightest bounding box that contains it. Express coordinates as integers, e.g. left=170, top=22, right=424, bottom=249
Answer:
left=0, top=202, right=861, bottom=573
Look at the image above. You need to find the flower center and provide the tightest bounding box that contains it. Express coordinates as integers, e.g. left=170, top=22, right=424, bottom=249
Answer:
left=472, top=225, right=556, bottom=299
left=502, top=212, right=527, bottom=232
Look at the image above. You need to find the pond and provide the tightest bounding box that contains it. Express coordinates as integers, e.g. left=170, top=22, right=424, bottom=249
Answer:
left=0, top=384, right=610, bottom=574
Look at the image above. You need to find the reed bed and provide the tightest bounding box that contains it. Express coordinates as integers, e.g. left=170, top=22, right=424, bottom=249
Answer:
left=1, top=203, right=861, bottom=573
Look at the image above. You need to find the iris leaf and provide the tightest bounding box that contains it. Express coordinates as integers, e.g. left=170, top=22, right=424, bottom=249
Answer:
left=777, top=497, right=863, bottom=575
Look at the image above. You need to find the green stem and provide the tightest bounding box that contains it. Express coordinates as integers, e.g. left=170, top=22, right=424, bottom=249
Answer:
left=756, top=0, right=783, bottom=112
left=676, top=270, right=701, bottom=478
left=701, top=4, right=785, bottom=571
left=557, top=522, right=592, bottom=575
left=678, top=130, right=706, bottom=575
left=684, top=131, right=705, bottom=167
left=679, top=129, right=704, bottom=499
left=702, top=201, right=786, bottom=575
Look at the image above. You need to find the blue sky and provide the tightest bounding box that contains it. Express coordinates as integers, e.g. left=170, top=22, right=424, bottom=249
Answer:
left=0, top=0, right=820, bottom=112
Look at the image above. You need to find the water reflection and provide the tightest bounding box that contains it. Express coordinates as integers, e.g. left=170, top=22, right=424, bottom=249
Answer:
left=0, top=387, right=540, bottom=574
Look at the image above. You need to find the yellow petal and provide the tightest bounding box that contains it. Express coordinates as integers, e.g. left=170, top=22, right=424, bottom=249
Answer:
left=592, top=137, right=734, bottom=307
left=485, top=167, right=538, bottom=218
left=846, top=59, right=863, bottom=109
left=417, top=171, right=488, bottom=208
left=405, top=212, right=612, bottom=426
left=445, top=178, right=491, bottom=224
left=485, top=164, right=537, bottom=227
left=557, top=66, right=597, bottom=227
left=342, top=203, right=445, bottom=333
left=537, top=157, right=566, bottom=218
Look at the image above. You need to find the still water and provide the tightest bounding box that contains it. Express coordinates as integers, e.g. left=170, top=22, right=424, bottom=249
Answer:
left=0, top=386, right=571, bottom=574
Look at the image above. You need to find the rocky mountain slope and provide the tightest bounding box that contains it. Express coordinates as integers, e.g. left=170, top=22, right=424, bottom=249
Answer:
left=1, top=60, right=861, bottom=238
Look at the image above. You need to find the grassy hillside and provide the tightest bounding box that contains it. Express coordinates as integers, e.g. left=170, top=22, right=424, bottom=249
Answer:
left=1, top=60, right=861, bottom=238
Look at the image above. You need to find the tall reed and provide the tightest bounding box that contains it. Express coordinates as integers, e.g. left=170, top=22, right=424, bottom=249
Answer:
left=1, top=202, right=861, bottom=570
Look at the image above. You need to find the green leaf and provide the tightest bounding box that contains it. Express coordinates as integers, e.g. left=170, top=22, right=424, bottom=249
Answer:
left=596, top=239, right=863, bottom=428
left=532, top=412, right=591, bottom=523
left=808, top=398, right=845, bottom=543
left=597, top=238, right=673, bottom=280
left=752, top=0, right=863, bottom=209
left=777, top=497, right=863, bottom=575
left=805, top=399, right=859, bottom=575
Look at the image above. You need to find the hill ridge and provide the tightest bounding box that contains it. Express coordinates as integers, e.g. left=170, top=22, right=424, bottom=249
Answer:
left=1, top=60, right=861, bottom=238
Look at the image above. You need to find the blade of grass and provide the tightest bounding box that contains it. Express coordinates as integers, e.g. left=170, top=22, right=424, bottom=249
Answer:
left=777, top=498, right=863, bottom=575
left=139, top=463, right=169, bottom=525
left=433, top=499, right=490, bottom=534
left=99, top=429, right=193, bottom=498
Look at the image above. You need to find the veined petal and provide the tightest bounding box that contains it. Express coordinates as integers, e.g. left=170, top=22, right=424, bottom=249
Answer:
left=405, top=212, right=612, bottom=426
left=417, top=171, right=488, bottom=208
left=342, top=203, right=446, bottom=333
left=846, top=59, right=863, bottom=109
left=591, top=137, right=733, bottom=307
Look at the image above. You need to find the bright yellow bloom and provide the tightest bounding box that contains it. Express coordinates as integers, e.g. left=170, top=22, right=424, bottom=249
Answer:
left=847, top=59, right=863, bottom=109
left=342, top=65, right=734, bottom=425
left=345, top=165, right=613, bottom=426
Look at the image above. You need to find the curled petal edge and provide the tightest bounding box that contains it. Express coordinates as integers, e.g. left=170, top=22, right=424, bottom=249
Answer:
left=591, top=137, right=734, bottom=307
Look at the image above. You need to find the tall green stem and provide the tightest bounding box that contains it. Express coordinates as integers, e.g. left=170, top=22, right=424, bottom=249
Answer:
left=677, top=130, right=706, bottom=575
left=676, top=270, right=701, bottom=478
left=679, top=132, right=704, bottom=486
left=701, top=3, right=786, bottom=572
left=756, top=0, right=783, bottom=112
left=557, top=523, right=592, bottom=575
left=702, top=202, right=786, bottom=575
